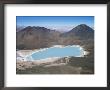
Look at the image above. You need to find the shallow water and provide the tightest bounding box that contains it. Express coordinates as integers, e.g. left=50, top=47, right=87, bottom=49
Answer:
left=26, top=45, right=84, bottom=61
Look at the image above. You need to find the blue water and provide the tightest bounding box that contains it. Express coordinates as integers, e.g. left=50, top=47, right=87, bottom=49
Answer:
left=26, top=45, right=84, bottom=60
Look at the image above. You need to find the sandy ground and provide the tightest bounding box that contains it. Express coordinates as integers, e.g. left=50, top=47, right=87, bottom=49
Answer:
left=16, top=57, right=70, bottom=70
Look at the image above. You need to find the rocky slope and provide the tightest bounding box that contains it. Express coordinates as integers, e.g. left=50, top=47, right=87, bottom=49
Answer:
left=60, top=24, right=94, bottom=39
left=17, top=26, right=60, bottom=49
left=16, top=24, right=94, bottom=49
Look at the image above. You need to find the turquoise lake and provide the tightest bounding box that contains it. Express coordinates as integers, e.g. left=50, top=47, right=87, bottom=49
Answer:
left=26, top=45, right=84, bottom=61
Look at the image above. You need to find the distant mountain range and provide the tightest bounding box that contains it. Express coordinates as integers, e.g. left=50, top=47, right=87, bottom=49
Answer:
left=16, top=24, right=94, bottom=49
left=16, top=26, right=25, bottom=32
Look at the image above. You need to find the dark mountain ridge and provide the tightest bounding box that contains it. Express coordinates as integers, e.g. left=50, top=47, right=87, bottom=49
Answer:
left=17, top=24, right=94, bottom=49
left=69, top=24, right=93, bottom=33
left=60, top=24, right=94, bottom=39
left=17, top=26, right=60, bottom=49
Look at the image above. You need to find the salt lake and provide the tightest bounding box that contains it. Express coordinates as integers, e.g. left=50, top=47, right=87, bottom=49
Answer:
left=25, top=45, right=85, bottom=61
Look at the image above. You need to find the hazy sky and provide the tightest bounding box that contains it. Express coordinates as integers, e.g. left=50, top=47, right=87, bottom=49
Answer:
left=16, top=16, right=94, bottom=31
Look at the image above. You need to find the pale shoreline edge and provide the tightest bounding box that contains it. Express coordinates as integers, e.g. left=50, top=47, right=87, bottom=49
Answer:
left=17, top=45, right=89, bottom=62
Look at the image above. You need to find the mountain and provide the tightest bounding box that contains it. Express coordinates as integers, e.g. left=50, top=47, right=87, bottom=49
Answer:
left=69, top=24, right=93, bottom=33
left=17, top=26, right=60, bottom=49
left=16, top=24, right=94, bottom=49
left=60, top=24, right=94, bottom=39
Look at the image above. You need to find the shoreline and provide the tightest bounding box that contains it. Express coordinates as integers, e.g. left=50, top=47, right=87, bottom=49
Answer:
left=17, top=45, right=89, bottom=62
